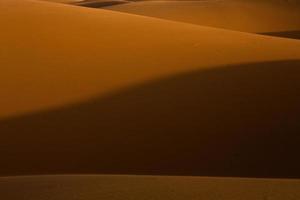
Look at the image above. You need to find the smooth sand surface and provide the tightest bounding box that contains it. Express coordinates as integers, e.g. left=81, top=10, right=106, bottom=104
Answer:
left=1, top=60, right=300, bottom=177
left=262, top=30, right=300, bottom=40
left=1, top=175, right=300, bottom=200
left=1, top=0, right=300, bottom=119
left=1, top=0, right=300, bottom=198
left=105, top=0, right=300, bottom=35
left=0, top=0, right=300, bottom=178
left=42, top=0, right=83, bottom=2
left=74, top=0, right=130, bottom=8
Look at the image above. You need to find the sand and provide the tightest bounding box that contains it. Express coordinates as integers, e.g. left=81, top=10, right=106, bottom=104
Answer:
left=104, top=0, right=300, bottom=36
left=1, top=0, right=300, bottom=119
left=1, top=175, right=300, bottom=200
left=1, top=0, right=300, bottom=177
left=1, top=0, right=300, bottom=198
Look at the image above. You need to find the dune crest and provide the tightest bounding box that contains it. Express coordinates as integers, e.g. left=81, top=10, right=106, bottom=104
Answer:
left=102, top=0, right=300, bottom=36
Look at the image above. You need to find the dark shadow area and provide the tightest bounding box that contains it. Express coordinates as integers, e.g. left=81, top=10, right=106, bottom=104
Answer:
left=260, top=30, right=300, bottom=40
left=75, top=0, right=129, bottom=8
left=1, top=60, right=300, bottom=178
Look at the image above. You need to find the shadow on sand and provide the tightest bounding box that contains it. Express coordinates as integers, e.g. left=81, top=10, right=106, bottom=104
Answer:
left=261, top=30, right=300, bottom=40
left=75, top=0, right=129, bottom=8
left=1, top=60, right=300, bottom=178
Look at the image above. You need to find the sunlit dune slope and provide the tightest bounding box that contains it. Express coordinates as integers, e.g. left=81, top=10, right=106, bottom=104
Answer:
left=105, top=0, right=300, bottom=34
left=1, top=0, right=300, bottom=119
left=42, top=0, right=83, bottom=3
left=1, top=0, right=300, bottom=178
left=1, top=175, right=300, bottom=200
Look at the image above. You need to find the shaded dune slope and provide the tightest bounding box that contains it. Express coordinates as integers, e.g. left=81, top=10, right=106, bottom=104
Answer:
left=1, top=60, right=300, bottom=178
left=1, top=0, right=300, bottom=178
left=1, top=175, right=300, bottom=200
left=262, top=30, right=300, bottom=40
left=1, top=1, right=300, bottom=199
left=74, top=0, right=129, bottom=8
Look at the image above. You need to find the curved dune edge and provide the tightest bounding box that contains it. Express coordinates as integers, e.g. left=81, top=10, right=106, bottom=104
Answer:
left=1, top=175, right=300, bottom=200
left=1, top=60, right=300, bottom=178
left=103, top=0, right=300, bottom=34
left=1, top=0, right=300, bottom=181
left=262, top=30, right=300, bottom=40
left=1, top=0, right=300, bottom=119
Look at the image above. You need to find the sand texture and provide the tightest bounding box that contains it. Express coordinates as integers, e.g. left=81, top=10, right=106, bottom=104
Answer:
left=1, top=0, right=300, bottom=199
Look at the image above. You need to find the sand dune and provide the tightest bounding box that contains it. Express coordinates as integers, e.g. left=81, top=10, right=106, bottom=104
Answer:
left=1, top=0, right=300, bottom=177
left=1, top=175, right=300, bottom=200
left=1, top=0, right=300, bottom=119
left=74, top=0, right=130, bottom=8
left=104, top=0, right=300, bottom=36
left=42, top=0, right=83, bottom=3
left=1, top=0, right=300, bottom=198
left=1, top=60, right=300, bottom=177
left=263, top=30, right=300, bottom=40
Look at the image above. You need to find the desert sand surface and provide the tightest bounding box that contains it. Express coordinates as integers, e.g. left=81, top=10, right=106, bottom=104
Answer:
left=1, top=0, right=300, bottom=177
left=1, top=0, right=300, bottom=120
left=1, top=175, right=300, bottom=200
left=103, top=0, right=300, bottom=38
left=1, top=0, right=300, bottom=199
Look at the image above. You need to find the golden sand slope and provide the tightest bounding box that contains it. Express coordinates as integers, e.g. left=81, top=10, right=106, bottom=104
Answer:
left=1, top=175, right=300, bottom=200
left=1, top=0, right=300, bottom=119
left=42, top=0, right=83, bottom=2
left=0, top=0, right=300, bottom=178
left=105, top=0, right=300, bottom=34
